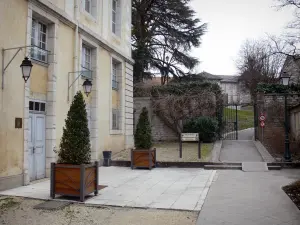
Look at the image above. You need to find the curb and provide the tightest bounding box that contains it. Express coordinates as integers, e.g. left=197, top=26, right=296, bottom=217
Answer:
left=253, top=140, right=275, bottom=162
left=110, top=160, right=300, bottom=169
left=211, top=140, right=222, bottom=163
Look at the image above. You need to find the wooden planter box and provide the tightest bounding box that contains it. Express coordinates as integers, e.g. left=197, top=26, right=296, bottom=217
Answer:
left=131, top=148, right=156, bottom=169
left=50, top=161, right=99, bottom=202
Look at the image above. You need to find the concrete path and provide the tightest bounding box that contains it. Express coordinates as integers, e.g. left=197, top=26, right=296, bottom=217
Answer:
left=197, top=170, right=300, bottom=225
left=220, top=140, right=263, bottom=162
left=238, top=127, right=254, bottom=140
left=224, top=128, right=254, bottom=140
left=0, top=167, right=216, bottom=211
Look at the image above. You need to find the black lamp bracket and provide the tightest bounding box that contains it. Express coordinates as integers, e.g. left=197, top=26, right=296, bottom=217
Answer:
left=1, top=45, right=50, bottom=89
left=67, top=70, right=93, bottom=101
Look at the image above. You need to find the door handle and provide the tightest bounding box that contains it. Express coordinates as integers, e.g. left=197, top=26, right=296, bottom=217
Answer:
left=33, top=147, right=35, bottom=154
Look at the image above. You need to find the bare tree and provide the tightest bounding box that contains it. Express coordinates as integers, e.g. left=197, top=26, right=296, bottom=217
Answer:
left=236, top=39, right=285, bottom=98
left=270, top=1, right=300, bottom=56
left=277, top=0, right=300, bottom=30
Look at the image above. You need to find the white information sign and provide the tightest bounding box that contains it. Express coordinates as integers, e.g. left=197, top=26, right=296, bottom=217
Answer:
left=181, top=133, right=199, bottom=141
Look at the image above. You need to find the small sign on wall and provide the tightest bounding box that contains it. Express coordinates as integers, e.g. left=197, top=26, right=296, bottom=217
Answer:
left=15, top=118, right=22, bottom=129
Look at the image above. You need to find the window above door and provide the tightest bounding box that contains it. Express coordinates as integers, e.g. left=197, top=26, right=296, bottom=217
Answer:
left=29, top=101, right=46, bottom=112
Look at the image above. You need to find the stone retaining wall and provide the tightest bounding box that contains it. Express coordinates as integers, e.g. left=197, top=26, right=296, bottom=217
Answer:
left=256, top=93, right=300, bottom=156
left=134, top=97, right=178, bottom=141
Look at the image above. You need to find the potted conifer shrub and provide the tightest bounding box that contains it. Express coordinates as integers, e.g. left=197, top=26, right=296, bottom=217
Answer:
left=50, top=91, right=99, bottom=202
left=131, top=107, right=156, bottom=169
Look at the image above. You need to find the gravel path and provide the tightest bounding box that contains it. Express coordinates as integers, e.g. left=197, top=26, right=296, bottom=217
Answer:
left=0, top=197, right=198, bottom=225
left=112, top=142, right=213, bottom=162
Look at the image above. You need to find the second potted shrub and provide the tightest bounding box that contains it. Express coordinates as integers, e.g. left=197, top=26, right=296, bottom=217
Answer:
left=131, top=107, right=156, bottom=169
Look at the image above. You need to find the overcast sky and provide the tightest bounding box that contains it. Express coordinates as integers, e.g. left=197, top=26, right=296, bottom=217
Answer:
left=190, top=0, right=294, bottom=75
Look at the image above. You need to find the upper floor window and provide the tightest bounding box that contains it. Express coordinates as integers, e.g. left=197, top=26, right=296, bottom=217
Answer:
left=112, top=61, right=119, bottom=90
left=112, top=108, right=120, bottom=130
left=85, top=0, right=91, bottom=13
left=84, top=0, right=97, bottom=18
left=81, top=44, right=91, bottom=71
left=112, top=0, right=121, bottom=36
left=31, top=19, right=47, bottom=62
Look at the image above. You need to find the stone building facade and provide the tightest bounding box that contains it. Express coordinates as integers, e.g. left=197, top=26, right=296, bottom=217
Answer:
left=281, top=55, right=300, bottom=84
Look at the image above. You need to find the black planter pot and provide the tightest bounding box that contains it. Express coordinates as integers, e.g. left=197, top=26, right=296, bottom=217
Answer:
left=103, top=151, right=112, bottom=167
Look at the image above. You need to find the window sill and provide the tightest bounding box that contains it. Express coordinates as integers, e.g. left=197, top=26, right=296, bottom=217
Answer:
left=31, top=59, right=48, bottom=67
left=112, top=33, right=121, bottom=43
left=112, top=87, right=119, bottom=91
left=110, top=130, right=123, bottom=135
left=82, top=10, right=97, bottom=23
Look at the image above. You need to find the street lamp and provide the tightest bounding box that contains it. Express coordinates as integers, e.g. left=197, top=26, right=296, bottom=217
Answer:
left=20, top=57, right=33, bottom=82
left=160, top=56, right=170, bottom=84
left=280, top=74, right=291, bottom=162
left=82, top=79, right=92, bottom=96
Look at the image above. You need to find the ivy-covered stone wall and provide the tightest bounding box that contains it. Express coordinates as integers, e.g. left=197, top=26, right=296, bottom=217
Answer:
left=134, top=97, right=178, bottom=141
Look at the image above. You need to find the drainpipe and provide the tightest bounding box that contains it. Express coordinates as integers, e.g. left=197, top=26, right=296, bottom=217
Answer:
left=73, top=0, right=79, bottom=99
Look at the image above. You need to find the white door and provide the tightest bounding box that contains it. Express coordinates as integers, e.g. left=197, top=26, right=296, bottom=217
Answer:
left=28, top=113, right=46, bottom=181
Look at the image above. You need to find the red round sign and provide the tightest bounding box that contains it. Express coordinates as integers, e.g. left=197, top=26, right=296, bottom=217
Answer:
left=259, top=113, right=266, bottom=121
left=260, top=121, right=265, bottom=127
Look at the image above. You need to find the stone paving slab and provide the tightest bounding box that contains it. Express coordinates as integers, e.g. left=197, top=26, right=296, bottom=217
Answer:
left=0, top=167, right=216, bottom=211
left=242, top=162, right=269, bottom=172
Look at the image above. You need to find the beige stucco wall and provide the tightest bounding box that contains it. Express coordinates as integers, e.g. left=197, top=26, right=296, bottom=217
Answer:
left=0, top=0, right=28, bottom=177
left=30, top=64, right=48, bottom=95
left=55, top=23, right=74, bottom=150
left=97, top=49, right=125, bottom=154
left=80, top=12, right=102, bottom=36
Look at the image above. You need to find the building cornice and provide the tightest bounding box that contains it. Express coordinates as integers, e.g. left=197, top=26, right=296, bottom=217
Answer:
left=29, top=0, right=134, bottom=65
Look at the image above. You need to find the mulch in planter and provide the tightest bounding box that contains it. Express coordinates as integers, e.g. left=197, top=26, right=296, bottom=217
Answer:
left=283, top=180, right=300, bottom=210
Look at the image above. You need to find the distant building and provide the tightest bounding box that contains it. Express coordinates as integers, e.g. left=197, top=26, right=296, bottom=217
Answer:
left=138, top=71, right=251, bottom=105
left=197, top=72, right=251, bottom=105
left=280, top=55, right=300, bottom=84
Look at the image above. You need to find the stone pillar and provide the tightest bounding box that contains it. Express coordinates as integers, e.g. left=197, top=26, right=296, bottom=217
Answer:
left=45, top=23, right=58, bottom=177
left=124, top=62, right=134, bottom=149
left=89, top=48, right=99, bottom=161
left=23, top=4, right=33, bottom=185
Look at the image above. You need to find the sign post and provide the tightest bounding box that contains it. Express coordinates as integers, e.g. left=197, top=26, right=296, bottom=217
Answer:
left=180, top=133, right=201, bottom=159
left=259, top=113, right=266, bottom=143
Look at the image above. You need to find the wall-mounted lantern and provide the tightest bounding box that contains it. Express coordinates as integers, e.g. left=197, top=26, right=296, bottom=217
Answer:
left=20, top=57, right=33, bottom=82
left=68, top=70, right=93, bottom=101
left=82, top=79, right=92, bottom=96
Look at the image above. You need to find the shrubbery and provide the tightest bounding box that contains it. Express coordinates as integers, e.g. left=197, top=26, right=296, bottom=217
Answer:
left=57, top=91, right=91, bottom=165
left=183, top=117, right=219, bottom=142
left=134, top=107, right=152, bottom=149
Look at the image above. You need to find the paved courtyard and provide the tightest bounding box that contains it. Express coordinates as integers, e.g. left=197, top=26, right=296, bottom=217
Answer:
left=0, top=167, right=216, bottom=211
